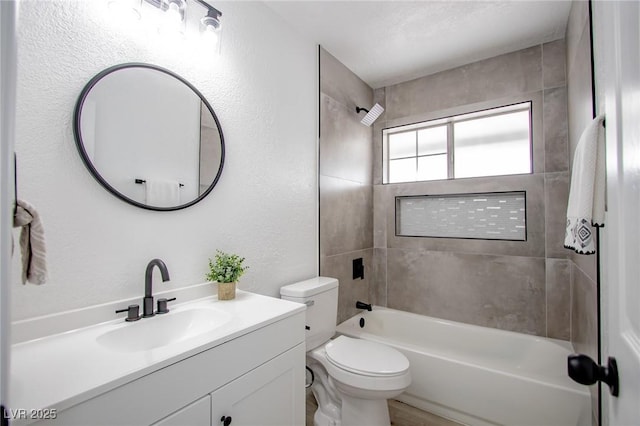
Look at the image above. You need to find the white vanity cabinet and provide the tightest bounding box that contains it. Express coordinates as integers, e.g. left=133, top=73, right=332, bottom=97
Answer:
left=210, top=344, right=304, bottom=426
left=27, top=305, right=305, bottom=426
left=153, top=345, right=305, bottom=426
left=152, top=396, right=211, bottom=426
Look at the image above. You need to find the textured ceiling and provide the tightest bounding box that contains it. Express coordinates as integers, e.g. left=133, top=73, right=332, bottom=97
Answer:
left=264, top=1, right=572, bottom=88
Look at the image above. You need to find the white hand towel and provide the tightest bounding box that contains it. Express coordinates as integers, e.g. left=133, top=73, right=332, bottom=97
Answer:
left=145, top=179, right=181, bottom=207
left=564, top=114, right=606, bottom=254
left=13, top=199, right=48, bottom=285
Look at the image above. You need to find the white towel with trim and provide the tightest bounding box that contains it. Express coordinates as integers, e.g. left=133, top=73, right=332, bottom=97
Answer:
left=13, top=199, right=48, bottom=285
left=145, top=179, right=181, bottom=207
left=564, top=114, right=605, bottom=254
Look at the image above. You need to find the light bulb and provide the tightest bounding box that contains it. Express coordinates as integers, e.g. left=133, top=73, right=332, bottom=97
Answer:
left=202, top=28, right=220, bottom=52
left=166, top=2, right=181, bottom=22
left=200, top=12, right=222, bottom=51
left=159, top=0, right=186, bottom=35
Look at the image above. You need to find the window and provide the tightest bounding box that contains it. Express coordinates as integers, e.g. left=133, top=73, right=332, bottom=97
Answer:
left=383, top=102, right=532, bottom=184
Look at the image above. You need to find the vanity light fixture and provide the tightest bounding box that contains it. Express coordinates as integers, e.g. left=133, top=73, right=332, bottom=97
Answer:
left=110, top=0, right=222, bottom=45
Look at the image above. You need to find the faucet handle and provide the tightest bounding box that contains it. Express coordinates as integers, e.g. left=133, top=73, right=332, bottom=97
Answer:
left=116, top=304, right=141, bottom=322
left=156, top=297, right=177, bottom=314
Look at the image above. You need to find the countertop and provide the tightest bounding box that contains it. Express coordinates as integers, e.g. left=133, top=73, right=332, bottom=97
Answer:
left=10, top=290, right=305, bottom=417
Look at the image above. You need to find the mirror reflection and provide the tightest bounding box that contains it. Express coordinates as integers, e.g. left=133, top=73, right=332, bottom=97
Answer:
left=74, top=63, right=224, bottom=210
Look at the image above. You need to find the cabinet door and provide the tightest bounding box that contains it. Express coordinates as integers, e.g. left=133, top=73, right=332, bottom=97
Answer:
left=211, top=343, right=304, bottom=426
left=152, top=395, right=210, bottom=426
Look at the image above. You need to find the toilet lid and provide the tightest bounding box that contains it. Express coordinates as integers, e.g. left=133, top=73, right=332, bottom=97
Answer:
left=325, top=336, right=409, bottom=377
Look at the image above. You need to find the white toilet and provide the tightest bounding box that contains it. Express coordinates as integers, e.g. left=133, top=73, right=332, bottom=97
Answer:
left=280, top=277, right=411, bottom=426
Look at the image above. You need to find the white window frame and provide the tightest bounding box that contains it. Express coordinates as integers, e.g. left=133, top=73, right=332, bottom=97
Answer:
left=382, top=101, right=533, bottom=184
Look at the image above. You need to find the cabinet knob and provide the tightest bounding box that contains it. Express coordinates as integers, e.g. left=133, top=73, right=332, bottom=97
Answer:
left=221, top=415, right=232, bottom=426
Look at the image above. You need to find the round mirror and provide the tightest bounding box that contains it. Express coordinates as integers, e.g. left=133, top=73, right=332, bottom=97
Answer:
left=73, top=63, right=224, bottom=211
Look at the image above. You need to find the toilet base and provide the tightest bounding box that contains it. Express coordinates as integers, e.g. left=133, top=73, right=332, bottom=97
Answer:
left=313, top=407, right=341, bottom=426
left=341, top=396, right=390, bottom=426
left=311, top=395, right=391, bottom=426
left=307, top=343, right=409, bottom=426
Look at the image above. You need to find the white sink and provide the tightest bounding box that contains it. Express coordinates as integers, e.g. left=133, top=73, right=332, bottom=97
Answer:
left=97, top=307, right=232, bottom=352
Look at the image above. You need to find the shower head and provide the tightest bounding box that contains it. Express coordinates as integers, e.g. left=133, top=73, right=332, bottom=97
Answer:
left=356, top=103, right=384, bottom=127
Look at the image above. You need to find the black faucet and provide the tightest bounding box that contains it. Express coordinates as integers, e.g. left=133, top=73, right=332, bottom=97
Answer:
left=143, top=259, right=170, bottom=317
left=356, top=301, right=372, bottom=311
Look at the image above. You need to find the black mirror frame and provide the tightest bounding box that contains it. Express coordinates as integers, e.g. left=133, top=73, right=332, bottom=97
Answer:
left=73, top=62, right=225, bottom=211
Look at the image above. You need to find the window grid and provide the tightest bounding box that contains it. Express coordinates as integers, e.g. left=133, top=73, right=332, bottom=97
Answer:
left=387, top=124, right=448, bottom=179
left=447, top=122, right=454, bottom=179
left=383, top=102, right=533, bottom=184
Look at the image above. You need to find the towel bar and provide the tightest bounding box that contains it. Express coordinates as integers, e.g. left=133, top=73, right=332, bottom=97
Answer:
left=135, top=179, right=184, bottom=187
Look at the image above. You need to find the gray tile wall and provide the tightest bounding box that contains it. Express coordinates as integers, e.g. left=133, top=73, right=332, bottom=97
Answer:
left=373, top=41, right=572, bottom=339
left=319, top=47, right=375, bottom=323
left=319, top=17, right=595, bottom=422
left=566, top=1, right=599, bottom=424
left=383, top=45, right=543, bottom=121
left=386, top=249, right=546, bottom=335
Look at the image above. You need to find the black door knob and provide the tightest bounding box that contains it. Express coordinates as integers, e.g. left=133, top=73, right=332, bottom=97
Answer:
left=221, top=415, right=232, bottom=426
left=568, top=354, right=619, bottom=397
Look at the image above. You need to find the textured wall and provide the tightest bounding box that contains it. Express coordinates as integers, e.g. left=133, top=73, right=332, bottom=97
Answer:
left=565, top=1, right=598, bottom=424
left=318, top=48, right=375, bottom=323
left=373, top=41, right=571, bottom=338
left=11, top=0, right=317, bottom=320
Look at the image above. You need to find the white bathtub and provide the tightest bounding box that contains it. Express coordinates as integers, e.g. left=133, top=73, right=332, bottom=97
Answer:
left=336, top=307, right=590, bottom=426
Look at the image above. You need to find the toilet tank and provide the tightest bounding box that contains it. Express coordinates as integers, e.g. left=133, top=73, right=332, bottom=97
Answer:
left=280, top=277, right=338, bottom=350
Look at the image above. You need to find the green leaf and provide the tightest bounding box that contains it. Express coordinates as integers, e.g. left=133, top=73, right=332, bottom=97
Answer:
left=205, top=250, right=249, bottom=283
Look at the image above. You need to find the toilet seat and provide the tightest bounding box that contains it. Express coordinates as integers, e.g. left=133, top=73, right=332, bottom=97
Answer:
left=308, top=337, right=412, bottom=395
left=325, top=336, right=409, bottom=377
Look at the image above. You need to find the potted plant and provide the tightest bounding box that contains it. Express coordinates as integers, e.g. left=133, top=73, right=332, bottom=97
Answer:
left=206, top=250, right=248, bottom=300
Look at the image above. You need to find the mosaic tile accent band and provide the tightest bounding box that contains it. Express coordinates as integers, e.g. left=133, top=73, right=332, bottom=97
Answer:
left=396, top=192, right=526, bottom=241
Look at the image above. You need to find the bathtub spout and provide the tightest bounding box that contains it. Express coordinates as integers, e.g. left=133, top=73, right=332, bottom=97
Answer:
left=356, top=301, right=372, bottom=311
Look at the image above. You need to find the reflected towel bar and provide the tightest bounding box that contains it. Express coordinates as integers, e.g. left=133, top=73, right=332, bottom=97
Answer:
left=135, top=179, right=184, bottom=187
